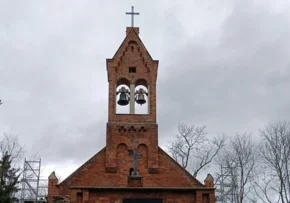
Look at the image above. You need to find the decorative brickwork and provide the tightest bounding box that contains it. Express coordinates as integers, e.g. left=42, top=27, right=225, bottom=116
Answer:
left=47, top=27, right=215, bottom=203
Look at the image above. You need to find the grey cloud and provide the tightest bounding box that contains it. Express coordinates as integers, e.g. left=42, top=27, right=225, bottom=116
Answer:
left=30, top=120, right=106, bottom=164
left=0, top=1, right=290, bottom=175
left=157, top=1, right=290, bottom=141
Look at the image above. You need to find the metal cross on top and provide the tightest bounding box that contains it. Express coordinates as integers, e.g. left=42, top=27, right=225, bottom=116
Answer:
left=129, top=148, right=142, bottom=176
left=126, top=6, right=140, bottom=27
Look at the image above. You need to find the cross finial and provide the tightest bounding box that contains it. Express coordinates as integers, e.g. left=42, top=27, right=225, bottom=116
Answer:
left=129, top=148, right=142, bottom=176
left=126, top=6, right=140, bottom=27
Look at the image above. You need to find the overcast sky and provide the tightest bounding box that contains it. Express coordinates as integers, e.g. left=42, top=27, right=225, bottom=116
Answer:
left=1, top=0, right=290, bottom=181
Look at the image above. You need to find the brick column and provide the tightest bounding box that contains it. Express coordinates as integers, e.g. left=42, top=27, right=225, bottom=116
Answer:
left=70, top=189, right=81, bottom=203
left=147, top=84, right=150, bottom=114
left=204, top=173, right=215, bottom=203
left=83, top=190, right=89, bottom=203
left=209, top=191, right=215, bottom=203
left=196, top=191, right=202, bottom=203
left=47, top=172, right=58, bottom=203
left=130, top=84, right=135, bottom=114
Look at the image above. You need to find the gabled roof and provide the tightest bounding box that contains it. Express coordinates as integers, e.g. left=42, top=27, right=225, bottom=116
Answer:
left=57, top=146, right=204, bottom=188
left=58, top=147, right=106, bottom=186
left=109, top=27, right=154, bottom=61
left=158, top=147, right=204, bottom=187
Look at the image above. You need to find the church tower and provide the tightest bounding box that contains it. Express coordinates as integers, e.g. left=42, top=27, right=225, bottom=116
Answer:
left=105, top=26, right=159, bottom=176
left=47, top=7, right=216, bottom=203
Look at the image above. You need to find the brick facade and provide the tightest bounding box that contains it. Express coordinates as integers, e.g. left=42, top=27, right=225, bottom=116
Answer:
left=48, top=27, right=215, bottom=203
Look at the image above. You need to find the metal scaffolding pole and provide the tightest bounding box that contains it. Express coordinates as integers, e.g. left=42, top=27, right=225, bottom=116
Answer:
left=20, top=159, right=48, bottom=203
left=215, top=165, right=238, bottom=203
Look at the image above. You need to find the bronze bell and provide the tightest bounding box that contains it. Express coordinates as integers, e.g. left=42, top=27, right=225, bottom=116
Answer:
left=118, top=92, right=130, bottom=106
left=136, top=93, right=146, bottom=105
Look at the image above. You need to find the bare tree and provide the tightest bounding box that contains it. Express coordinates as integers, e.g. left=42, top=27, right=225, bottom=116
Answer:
left=168, top=122, right=226, bottom=177
left=254, top=121, right=290, bottom=203
left=215, top=133, right=257, bottom=203
left=0, top=133, right=25, bottom=201
left=0, top=133, right=26, bottom=166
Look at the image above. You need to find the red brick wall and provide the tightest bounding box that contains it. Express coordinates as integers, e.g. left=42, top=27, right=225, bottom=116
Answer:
left=57, top=148, right=203, bottom=195
left=105, top=123, right=158, bottom=171
left=48, top=178, right=58, bottom=203
left=66, top=189, right=215, bottom=203
left=87, top=190, right=197, bottom=203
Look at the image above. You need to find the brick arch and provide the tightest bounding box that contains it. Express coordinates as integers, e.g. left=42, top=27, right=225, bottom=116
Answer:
left=134, top=78, right=149, bottom=88
left=136, top=136, right=150, bottom=144
left=128, top=40, right=138, bottom=46
left=128, top=40, right=138, bottom=53
left=114, top=135, right=151, bottom=150
left=116, top=76, right=131, bottom=87
left=117, top=143, right=128, bottom=154
left=115, top=136, right=130, bottom=147
left=117, top=143, right=128, bottom=148
left=137, top=143, right=148, bottom=149
left=128, top=40, right=137, bottom=45
left=115, top=135, right=150, bottom=151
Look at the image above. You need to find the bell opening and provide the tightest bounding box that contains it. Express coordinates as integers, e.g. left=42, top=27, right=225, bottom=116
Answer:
left=134, top=85, right=148, bottom=115
left=116, top=85, right=130, bottom=114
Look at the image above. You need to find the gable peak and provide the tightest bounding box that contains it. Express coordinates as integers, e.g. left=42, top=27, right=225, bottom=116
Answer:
left=126, top=27, right=139, bottom=36
left=48, top=171, right=58, bottom=180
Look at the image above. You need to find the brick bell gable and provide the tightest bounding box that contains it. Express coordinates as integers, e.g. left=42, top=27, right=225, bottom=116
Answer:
left=105, top=27, right=159, bottom=173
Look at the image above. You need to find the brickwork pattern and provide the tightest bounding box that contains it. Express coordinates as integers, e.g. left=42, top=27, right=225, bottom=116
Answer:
left=106, top=27, right=158, bottom=123
left=105, top=123, right=158, bottom=170
left=84, top=190, right=197, bottom=203
left=56, top=147, right=203, bottom=195
left=48, top=178, right=58, bottom=203
left=56, top=189, right=215, bottom=203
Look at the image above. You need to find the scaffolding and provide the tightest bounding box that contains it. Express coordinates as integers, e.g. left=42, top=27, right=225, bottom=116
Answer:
left=215, top=165, right=238, bottom=203
left=20, top=159, right=48, bottom=203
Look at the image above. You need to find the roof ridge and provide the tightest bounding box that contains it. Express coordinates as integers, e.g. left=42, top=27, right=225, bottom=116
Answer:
left=158, top=147, right=204, bottom=187
left=58, top=147, right=106, bottom=185
left=109, top=27, right=153, bottom=61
